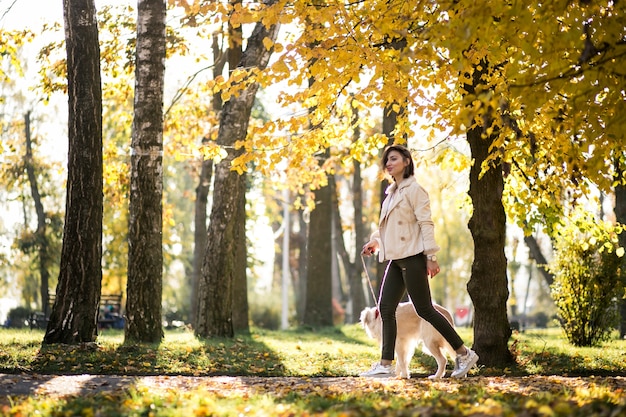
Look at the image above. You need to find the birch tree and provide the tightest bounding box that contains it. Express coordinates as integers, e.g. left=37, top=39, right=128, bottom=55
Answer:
left=195, top=0, right=280, bottom=337
left=23, top=111, right=52, bottom=317
left=125, top=0, right=166, bottom=344
left=44, top=0, right=102, bottom=345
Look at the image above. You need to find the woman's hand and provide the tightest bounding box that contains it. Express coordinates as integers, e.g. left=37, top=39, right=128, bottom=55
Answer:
left=427, top=259, right=440, bottom=277
left=362, top=241, right=378, bottom=256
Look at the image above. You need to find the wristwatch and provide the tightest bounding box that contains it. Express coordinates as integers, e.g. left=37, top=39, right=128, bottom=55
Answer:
left=427, top=254, right=437, bottom=262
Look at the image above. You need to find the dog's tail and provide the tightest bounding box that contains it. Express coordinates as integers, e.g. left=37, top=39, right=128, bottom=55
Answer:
left=433, top=303, right=457, bottom=359
left=434, top=303, right=455, bottom=327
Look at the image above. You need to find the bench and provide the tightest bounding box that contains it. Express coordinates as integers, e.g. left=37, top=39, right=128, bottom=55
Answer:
left=29, top=293, right=124, bottom=330
left=97, top=294, right=124, bottom=329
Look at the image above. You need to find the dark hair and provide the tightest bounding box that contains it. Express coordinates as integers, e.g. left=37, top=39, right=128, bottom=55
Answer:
left=381, top=144, right=414, bottom=179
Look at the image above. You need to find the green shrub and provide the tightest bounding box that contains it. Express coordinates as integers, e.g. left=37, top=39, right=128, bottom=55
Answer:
left=249, top=293, right=284, bottom=330
left=549, top=219, right=624, bottom=346
left=6, top=306, right=33, bottom=328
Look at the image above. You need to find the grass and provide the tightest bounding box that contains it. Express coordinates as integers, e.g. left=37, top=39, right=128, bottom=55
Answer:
left=1, top=325, right=625, bottom=416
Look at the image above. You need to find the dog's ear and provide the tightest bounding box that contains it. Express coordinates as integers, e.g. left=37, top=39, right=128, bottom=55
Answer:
left=361, top=307, right=377, bottom=325
left=359, top=308, right=368, bottom=325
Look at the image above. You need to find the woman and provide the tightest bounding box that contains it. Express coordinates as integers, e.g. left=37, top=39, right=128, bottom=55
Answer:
left=360, top=144, right=479, bottom=378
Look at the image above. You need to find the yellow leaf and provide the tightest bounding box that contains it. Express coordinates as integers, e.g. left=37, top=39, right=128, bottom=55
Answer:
left=262, top=37, right=273, bottom=51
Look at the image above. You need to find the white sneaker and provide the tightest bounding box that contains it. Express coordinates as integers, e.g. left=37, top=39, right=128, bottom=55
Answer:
left=451, top=349, right=479, bottom=378
left=359, top=362, right=395, bottom=377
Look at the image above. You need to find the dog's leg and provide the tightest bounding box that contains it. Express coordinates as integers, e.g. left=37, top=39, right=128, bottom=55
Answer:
left=424, top=342, right=448, bottom=379
left=395, top=339, right=412, bottom=379
left=431, top=350, right=448, bottom=379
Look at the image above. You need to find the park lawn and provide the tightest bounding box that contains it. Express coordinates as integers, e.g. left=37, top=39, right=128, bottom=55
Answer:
left=0, top=325, right=625, bottom=416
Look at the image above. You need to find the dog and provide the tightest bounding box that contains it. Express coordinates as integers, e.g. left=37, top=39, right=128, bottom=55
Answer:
left=360, top=301, right=457, bottom=379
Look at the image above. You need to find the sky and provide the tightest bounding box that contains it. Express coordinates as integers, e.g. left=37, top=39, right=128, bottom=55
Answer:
left=0, top=0, right=62, bottom=30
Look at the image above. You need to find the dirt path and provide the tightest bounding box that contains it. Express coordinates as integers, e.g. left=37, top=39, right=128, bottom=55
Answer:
left=1, top=373, right=626, bottom=399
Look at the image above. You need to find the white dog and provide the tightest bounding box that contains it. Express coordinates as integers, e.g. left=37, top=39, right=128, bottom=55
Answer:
left=360, top=301, right=457, bottom=379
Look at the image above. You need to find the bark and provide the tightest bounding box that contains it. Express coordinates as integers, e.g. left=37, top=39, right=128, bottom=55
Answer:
left=191, top=142, right=213, bottom=328
left=613, top=159, right=626, bottom=338
left=43, top=0, right=102, bottom=344
left=303, top=150, right=334, bottom=327
left=330, top=176, right=346, bottom=302
left=23, top=111, right=51, bottom=317
left=377, top=36, right=406, bottom=293
left=125, top=0, right=166, bottom=344
left=350, top=126, right=367, bottom=321
left=295, top=210, right=308, bottom=321
left=211, top=32, right=226, bottom=110
left=232, top=183, right=250, bottom=333
left=196, top=162, right=243, bottom=337
left=523, top=234, right=554, bottom=286
left=191, top=32, right=227, bottom=327
left=465, top=62, right=514, bottom=367
left=195, top=10, right=280, bottom=337
left=375, top=103, right=397, bottom=296
left=331, top=175, right=353, bottom=320
left=228, top=15, right=249, bottom=333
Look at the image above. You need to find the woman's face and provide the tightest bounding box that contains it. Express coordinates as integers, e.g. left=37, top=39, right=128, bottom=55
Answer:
left=385, top=150, right=409, bottom=179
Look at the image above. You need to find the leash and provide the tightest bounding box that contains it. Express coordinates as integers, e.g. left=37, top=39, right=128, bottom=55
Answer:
left=361, top=253, right=379, bottom=308
left=360, top=253, right=391, bottom=316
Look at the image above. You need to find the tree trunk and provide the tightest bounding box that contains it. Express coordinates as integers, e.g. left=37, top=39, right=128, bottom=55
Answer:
left=191, top=32, right=226, bottom=328
left=331, top=171, right=365, bottom=323
left=374, top=102, right=398, bottom=297
left=349, top=105, right=367, bottom=321
left=196, top=162, right=243, bottom=337
left=303, top=148, right=333, bottom=327
left=232, top=182, right=250, bottom=333
left=375, top=37, right=406, bottom=295
left=467, top=125, right=513, bottom=366
left=465, top=62, right=514, bottom=367
left=125, top=0, right=166, bottom=344
left=227, top=13, right=249, bottom=333
left=523, top=234, right=554, bottom=286
left=295, top=210, right=308, bottom=321
left=23, top=111, right=51, bottom=317
left=44, top=0, right=102, bottom=345
left=191, top=142, right=213, bottom=328
left=195, top=11, right=280, bottom=337
left=613, top=158, right=626, bottom=339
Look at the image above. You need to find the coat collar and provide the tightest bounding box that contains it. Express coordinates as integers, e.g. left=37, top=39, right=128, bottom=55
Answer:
left=385, top=176, right=413, bottom=196
left=381, top=176, right=414, bottom=221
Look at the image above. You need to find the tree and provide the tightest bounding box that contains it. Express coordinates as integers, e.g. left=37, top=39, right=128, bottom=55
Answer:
left=0, top=27, right=65, bottom=312
left=347, top=109, right=367, bottom=322
left=232, top=186, right=250, bottom=332
left=189, top=30, right=226, bottom=327
left=195, top=2, right=281, bottom=337
left=44, top=0, right=102, bottom=345
left=191, top=136, right=214, bottom=328
left=302, top=147, right=333, bottom=327
left=615, top=162, right=626, bottom=338
left=451, top=2, right=625, bottom=343
left=125, top=0, right=167, bottom=344
left=23, top=111, right=52, bottom=317
left=523, top=234, right=554, bottom=287
left=227, top=10, right=250, bottom=333
left=465, top=62, right=514, bottom=365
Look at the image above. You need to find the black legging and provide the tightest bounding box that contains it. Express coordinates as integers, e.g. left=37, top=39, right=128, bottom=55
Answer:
left=379, top=253, right=464, bottom=361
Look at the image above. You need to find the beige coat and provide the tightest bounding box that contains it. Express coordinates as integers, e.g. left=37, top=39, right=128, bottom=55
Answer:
left=371, top=176, right=440, bottom=262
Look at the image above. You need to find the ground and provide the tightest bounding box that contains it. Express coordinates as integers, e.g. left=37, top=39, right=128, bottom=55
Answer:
left=1, top=373, right=625, bottom=399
